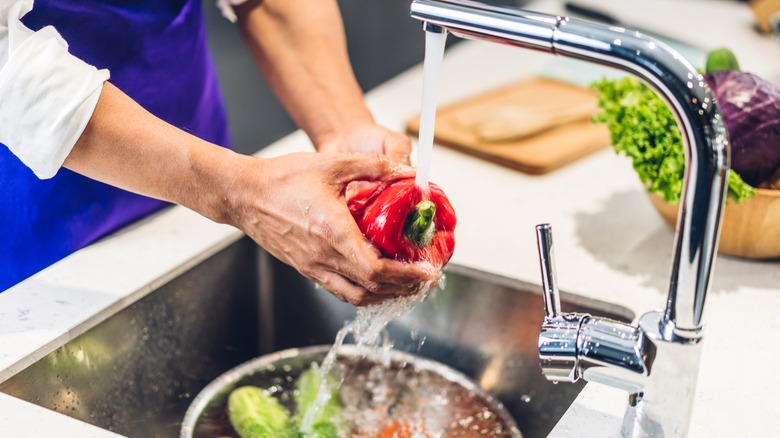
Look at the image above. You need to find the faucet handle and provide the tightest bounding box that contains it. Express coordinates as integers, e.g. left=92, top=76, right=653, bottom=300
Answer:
left=535, top=223, right=588, bottom=383
left=535, top=224, right=561, bottom=319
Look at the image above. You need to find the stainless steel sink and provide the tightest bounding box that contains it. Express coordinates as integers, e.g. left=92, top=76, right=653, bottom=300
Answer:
left=0, top=237, right=633, bottom=438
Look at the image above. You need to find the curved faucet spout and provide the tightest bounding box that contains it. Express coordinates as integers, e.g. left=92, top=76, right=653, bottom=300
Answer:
left=552, top=18, right=729, bottom=335
left=411, top=0, right=729, bottom=337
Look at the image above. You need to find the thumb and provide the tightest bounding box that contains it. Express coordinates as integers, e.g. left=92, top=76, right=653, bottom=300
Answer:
left=332, top=154, right=415, bottom=185
left=383, top=132, right=413, bottom=165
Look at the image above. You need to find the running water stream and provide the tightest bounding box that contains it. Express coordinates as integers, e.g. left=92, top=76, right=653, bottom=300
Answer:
left=301, top=29, right=449, bottom=434
left=414, top=28, right=448, bottom=188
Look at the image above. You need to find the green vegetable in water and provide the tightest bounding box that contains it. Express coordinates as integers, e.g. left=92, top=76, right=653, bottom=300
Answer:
left=227, top=386, right=298, bottom=438
left=226, top=367, right=345, bottom=438
left=589, top=75, right=755, bottom=204
left=292, top=366, right=345, bottom=438
left=705, top=47, right=740, bottom=73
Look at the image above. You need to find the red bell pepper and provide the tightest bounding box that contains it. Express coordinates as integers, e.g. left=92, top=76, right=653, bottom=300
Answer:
left=348, top=178, right=456, bottom=266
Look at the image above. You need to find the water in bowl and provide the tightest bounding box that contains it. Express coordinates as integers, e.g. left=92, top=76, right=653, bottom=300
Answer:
left=190, top=349, right=520, bottom=437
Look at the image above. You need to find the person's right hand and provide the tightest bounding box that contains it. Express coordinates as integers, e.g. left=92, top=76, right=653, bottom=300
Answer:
left=224, top=151, right=438, bottom=306
left=315, top=123, right=413, bottom=165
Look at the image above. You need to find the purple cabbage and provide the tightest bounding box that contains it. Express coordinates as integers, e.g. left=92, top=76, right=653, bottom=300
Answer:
left=704, top=70, right=780, bottom=187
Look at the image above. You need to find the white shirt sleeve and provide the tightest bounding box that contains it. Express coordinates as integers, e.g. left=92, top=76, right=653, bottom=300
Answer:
left=0, top=0, right=109, bottom=179
left=216, top=0, right=251, bottom=23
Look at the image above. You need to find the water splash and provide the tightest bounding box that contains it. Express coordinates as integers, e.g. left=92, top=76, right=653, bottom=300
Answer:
left=300, top=274, right=440, bottom=433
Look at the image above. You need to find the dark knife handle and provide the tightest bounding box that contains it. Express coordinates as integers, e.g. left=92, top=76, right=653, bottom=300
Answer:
left=564, top=2, right=621, bottom=25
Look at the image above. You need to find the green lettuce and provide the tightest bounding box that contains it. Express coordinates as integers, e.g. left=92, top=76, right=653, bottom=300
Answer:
left=292, top=366, right=344, bottom=438
left=589, top=76, right=755, bottom=204
left=226, top=365, right=346, bottom=438
left=227, top=386, right=298, bottom=438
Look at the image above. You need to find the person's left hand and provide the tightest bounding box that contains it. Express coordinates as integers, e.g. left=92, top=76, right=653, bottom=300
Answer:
left=317, top=124, right=412, bottom=165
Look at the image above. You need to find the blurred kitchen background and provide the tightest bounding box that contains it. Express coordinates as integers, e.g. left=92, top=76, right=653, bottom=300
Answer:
left=203, top=0, right=769, bottom=156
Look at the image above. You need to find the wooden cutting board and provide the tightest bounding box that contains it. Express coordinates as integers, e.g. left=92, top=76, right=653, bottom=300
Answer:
left=406, top=76, right=611, bottom=175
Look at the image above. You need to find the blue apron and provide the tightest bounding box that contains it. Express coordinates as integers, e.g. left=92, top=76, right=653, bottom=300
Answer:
left=0, top=0, right=230, bottom=291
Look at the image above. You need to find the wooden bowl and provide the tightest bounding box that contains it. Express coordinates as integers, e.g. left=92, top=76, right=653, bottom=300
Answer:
left=648, top=188, right=780, bottom=260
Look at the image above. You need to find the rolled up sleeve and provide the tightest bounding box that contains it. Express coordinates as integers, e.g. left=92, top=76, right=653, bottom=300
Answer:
left=0, top=0, right=109, bottom=179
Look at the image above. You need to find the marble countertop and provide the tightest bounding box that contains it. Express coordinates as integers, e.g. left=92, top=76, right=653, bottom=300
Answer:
left=1, top=0, right=778, bottom=436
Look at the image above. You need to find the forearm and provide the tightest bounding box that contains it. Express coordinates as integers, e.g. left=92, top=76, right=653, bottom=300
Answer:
left=64, top=82, right=248, bottom=224
left=234, top=0, right=373, bottom=149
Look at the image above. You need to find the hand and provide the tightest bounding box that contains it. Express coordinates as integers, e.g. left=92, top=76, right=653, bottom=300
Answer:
left=59, top=84, right=431, bottom=307
left=317, top=124, right=413, bottom=165
left=226, top=151, right=436, bottom=306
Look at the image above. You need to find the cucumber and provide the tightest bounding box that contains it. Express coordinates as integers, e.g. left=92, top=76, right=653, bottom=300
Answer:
left=227, top=386, right=298, bottom=438
left=292, top=366, right=344, bottom=438
left=705, top=48, right=740, bottom=73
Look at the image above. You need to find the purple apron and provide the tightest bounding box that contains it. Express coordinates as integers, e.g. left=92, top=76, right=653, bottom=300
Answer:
left=0, top=0, right=230, bottom=291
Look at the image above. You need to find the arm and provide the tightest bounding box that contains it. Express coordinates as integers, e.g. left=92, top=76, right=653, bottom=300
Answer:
left=233, top=0, right=412, bottom=163
left=1, top=0, right=432, bottom=304
left=65, top=83, right=435, bottom=306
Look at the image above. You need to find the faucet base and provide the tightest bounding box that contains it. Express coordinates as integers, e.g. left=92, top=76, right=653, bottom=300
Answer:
left=620, top=311, right=704, bottom=438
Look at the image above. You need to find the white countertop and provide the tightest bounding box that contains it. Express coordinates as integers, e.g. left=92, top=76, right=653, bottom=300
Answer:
left=1, top=0, right=779, bottom=436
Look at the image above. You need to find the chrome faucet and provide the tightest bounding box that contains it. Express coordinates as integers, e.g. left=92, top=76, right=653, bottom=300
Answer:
left=410, top=1, right=729, bottom=436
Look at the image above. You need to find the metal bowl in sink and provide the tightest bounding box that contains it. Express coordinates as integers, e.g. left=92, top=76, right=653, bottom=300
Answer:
left=181, top=344, right=521, bottom=437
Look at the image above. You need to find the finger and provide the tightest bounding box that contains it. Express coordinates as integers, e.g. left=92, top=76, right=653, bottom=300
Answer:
left=348, top=246, right=438, bottom=291
left=345, top=180, right=382, bottom=201
left=326, top=233, right=435, bottom=299
left=370, top=279, right=435, bottom=297
left=317, top=270, right=387, bottom=307
left=325, top=213, right=438, bottom=286
left=383, top=133, right=412, bottom=165
left=331, top=154, right=414, bottom=186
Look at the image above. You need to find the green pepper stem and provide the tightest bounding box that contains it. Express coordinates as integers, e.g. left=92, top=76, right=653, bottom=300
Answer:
left=404, top=200, right=437, bottom=246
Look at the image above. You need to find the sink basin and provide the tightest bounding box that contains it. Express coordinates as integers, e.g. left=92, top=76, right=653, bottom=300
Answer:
left=0, top=237, right=633, bottom=438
